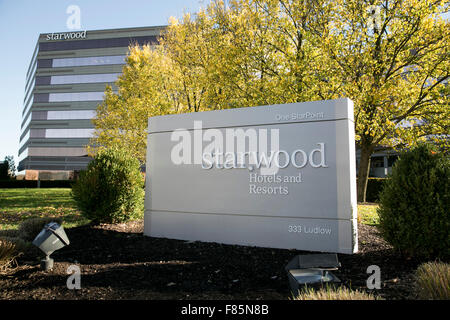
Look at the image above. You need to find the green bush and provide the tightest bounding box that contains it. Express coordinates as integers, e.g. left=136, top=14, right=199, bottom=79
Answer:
left=414, top=261, right=449, bottom=300
left=18, top=217, right=63, bottom=242
left=71, top=147, right=144, bottom=224
left=377, top=143, right=450, bottom=259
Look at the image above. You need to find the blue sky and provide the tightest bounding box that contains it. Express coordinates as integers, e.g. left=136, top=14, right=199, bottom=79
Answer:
left=0, top=0, right=209, bottom=164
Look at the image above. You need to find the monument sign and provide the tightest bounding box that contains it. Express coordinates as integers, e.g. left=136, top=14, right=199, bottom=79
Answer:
left=144, top=98, right=358, bottom=254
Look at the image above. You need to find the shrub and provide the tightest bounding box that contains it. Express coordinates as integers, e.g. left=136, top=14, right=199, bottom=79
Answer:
left=414, top=261, right=450, bottom=300
left=294, top=285, right=379, bottom=300
left=18, top=217, right=63, bottom=242
left=377, top=143, right=449, bottom=259
left=71, top=147, right=144, bottom=224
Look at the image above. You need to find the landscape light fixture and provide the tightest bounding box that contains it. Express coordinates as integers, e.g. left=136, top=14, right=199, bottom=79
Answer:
left=285, top=253, right=341, bottom=296
left=32, top=222, right=70, bottom=271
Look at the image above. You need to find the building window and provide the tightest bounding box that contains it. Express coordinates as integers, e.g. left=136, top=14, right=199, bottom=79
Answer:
left=48, top=91, right=105, bottom=102
left=33, top=93, right=50, bottom=103
left=35, top=76, right=52, bottom=86
left=47, top=110, right=96, bottom=120
left=45, top=128, right=95, bottom=138
left=39, top=35, right=157, bottom=52
left=37, top=59, right=53, bottom=68
left=31, top=111, right=48, bottom=120
left=371, top=157, right=385, bottom=168
left=49, top=73, right=120, bottom=85
left=29, top=129, right=46, bottom=138
left=51, top=55, right=126, bottom=67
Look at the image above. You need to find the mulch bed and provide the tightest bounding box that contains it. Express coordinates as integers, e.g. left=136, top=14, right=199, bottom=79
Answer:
left=0, top=222, right=426, bottom=300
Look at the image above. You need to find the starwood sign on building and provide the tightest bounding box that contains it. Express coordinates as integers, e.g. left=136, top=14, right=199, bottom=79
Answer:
left=145, top=99, right=358, bottom=254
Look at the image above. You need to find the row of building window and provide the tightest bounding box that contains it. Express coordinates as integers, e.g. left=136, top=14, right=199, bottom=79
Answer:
left=39, top=35, right=157, bottom=52
left=32, top=110, right=97, bottom=120
left=56, top=55, right=126, bottom=67
left=24, top=147, right=88, bottom=158
left=35, top=73, right=121, bottom=85
left=34, top=91, right=106, bottom=103
left=20, top=110, right=96, bottom=151
left=29, top=128, right=95, bottom=138
left=22, top=110, right=96, bottom=131
left=38, top=55, right=127, bottom=69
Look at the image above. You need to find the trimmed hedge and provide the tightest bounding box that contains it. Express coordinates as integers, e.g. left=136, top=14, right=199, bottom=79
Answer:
left=71, top=147, right=144, bottom=224
left=357, top=178, right=387, bottom=203
left=377, top=143, right=449, bottom=259
left=0, top=180, right=74, bottom=188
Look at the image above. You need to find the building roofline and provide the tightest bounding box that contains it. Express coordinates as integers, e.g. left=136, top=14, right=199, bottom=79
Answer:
left=38, top=25, right=168, bottom=38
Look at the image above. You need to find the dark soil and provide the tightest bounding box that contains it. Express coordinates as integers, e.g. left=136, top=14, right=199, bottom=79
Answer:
left=0, top=222, right=427, bottom=300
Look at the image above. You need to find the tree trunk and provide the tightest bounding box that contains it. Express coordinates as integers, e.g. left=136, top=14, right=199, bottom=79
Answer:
left=357, top=145, right=373, bottom=203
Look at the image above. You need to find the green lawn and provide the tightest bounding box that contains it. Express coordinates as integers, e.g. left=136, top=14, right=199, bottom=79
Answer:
left=0, top=188, right=380, bottom=231
left=358, top=203, right=380, bottom=226
left=0, top=188, right=89, bottom=230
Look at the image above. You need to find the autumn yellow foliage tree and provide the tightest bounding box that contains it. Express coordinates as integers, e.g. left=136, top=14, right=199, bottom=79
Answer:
left=320, top=0, right=449, bottom=201
left=91, top=0, right=449, bottom=201
left=89, top=44, right=182, bottom=162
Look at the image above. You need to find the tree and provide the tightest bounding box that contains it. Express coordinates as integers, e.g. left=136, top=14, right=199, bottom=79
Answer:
left=318, top=0, right=449, bottom=201
left=91, top=0, right=449, bottom=202
left=0, top=156, right=15, bottom=180
left=89, top=45, right=181, bottom=162
left=0, top=161, right=8, bottom=180
left=91, top=0, right=334, bottom=159
left=164, top=0, right=335, bottom=109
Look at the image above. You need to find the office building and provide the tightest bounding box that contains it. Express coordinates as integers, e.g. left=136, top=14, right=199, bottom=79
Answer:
left=18, top=26, right=165, bottom=179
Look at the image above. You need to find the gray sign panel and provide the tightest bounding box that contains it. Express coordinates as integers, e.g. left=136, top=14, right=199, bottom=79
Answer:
left=145, top=99, right=358, bottom=254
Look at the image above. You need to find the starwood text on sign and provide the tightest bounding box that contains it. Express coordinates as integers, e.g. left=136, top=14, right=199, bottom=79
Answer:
left=144, top=98, right=358, bottom=254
